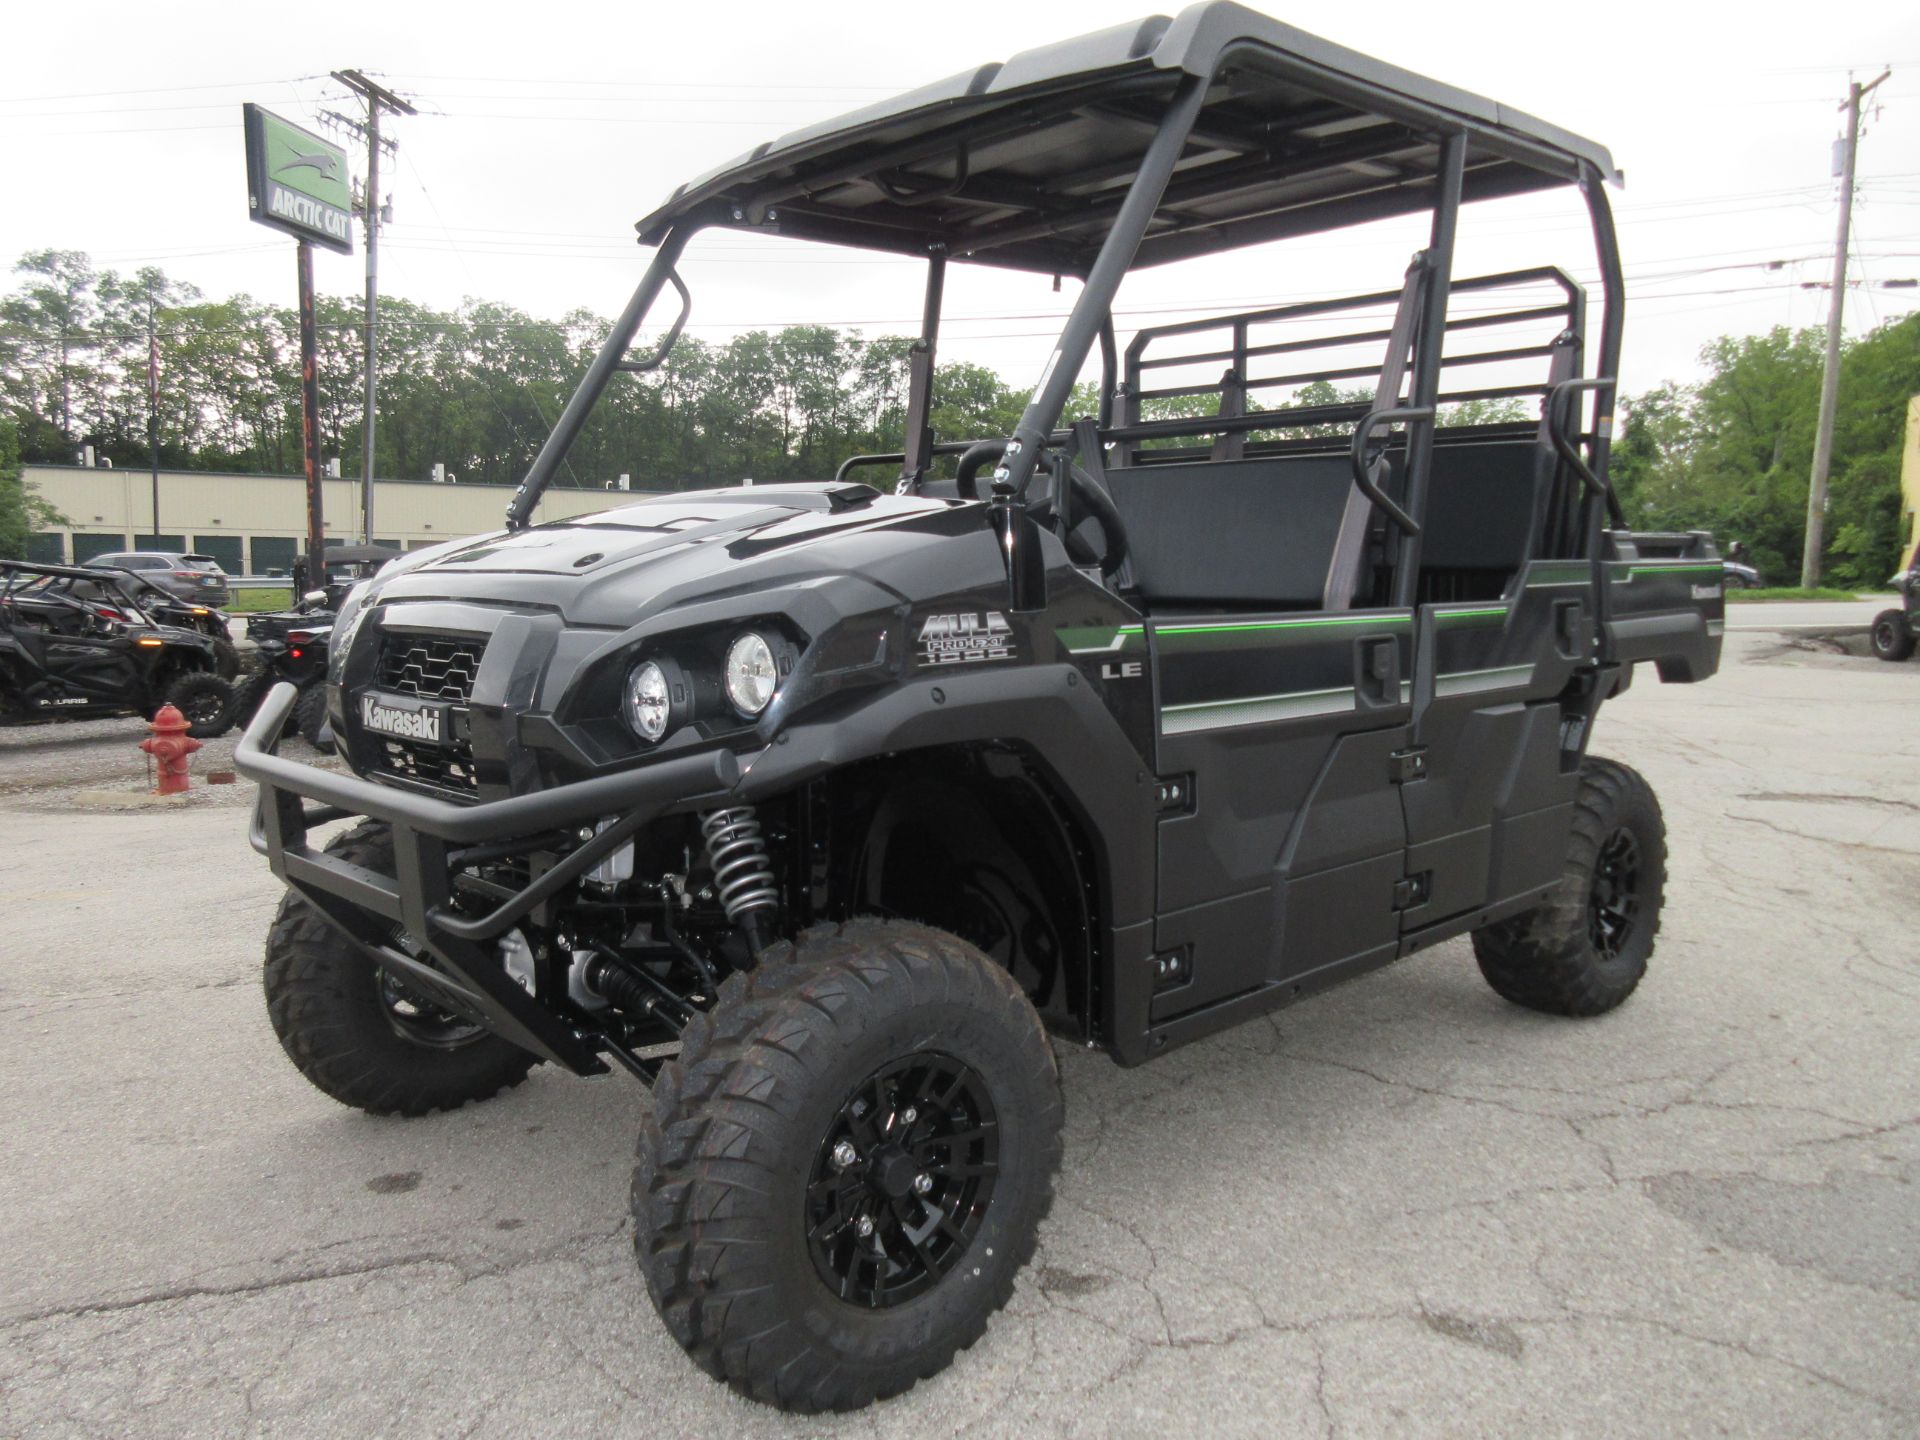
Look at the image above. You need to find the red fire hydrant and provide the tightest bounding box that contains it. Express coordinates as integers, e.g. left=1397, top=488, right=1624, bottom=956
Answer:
left=141, top=704, right=202, bottom=796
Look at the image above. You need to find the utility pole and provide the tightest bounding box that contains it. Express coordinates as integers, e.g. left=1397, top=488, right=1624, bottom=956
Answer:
left=326, top=70, right=417, bottom=546
left=146, top=296, right=160, bottom=543
left=1801, top=68, right=1890, bottom=589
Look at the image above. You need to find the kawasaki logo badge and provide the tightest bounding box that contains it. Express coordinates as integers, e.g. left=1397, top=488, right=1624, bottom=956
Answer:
left=917, top=611, right=1015, bottom=666
left=359, top=695, right=443, bottom=743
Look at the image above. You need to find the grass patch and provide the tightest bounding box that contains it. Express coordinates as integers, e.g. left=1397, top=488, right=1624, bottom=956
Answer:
left=225, top=587, right=294, bottom=612
left=1725, top=586, right=1860, bottom=602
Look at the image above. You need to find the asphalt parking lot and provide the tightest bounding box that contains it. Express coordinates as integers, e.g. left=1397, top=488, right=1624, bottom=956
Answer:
left=2, top=605, right=1915, bottom=1437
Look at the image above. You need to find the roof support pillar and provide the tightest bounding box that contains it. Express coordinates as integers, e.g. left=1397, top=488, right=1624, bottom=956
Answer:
left=996, top=73, right=1210, bottom=496
left=897, top=247, right=947, bottom=491
left=1389, top=130, right=1465, bottom=610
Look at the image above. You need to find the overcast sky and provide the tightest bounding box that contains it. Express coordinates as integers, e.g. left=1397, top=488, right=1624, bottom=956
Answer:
left=4, top=0, right=1916, bottom=401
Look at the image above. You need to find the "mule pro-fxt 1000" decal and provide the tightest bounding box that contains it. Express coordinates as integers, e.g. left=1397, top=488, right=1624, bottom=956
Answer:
left=916, top=611, right=1016, bottom=666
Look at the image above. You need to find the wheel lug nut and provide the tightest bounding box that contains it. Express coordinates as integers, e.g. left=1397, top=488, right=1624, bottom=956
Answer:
left=913, top=1172, right=932, bottom=1195
left=900, top=1107, right=917, bottom=1126
left=855, top=1214, right=875, bottom=1238
left=831, top=1140, right=858, bottom=1170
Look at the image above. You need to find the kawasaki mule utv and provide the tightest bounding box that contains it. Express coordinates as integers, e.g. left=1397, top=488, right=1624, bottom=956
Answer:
left=237, top=3, right=1722, bottom=1412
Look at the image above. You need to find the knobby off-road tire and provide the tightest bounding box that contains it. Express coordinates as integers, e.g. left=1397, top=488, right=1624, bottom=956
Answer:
left=163, top=671, right=237, bottom=739
left=1870, top=609, right=1915, bottom=662
left=633, top=919, right=1063, bottom=1413
left=1472, top=757, right=1666, bottom=1017
left=211, top=637, right=241, bottom=680
left=293, top=682, right=330, bottom=746
left=263, top=821, right=537, bottom=1116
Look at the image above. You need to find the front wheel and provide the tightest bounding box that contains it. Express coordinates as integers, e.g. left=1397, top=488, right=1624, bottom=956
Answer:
left=1472, top=757, right=1666, bottom=1017
left=633, top=919, right=1063, bottom=1412
left=1870, top=609, right=1914, bottom=662
left=263, top=822, right=538, bottom=1116
left=163, top=671, right=237, bottom=738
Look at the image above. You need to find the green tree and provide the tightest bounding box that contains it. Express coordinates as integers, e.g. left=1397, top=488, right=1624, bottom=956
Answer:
left=0, top=417, right=67, bottom=559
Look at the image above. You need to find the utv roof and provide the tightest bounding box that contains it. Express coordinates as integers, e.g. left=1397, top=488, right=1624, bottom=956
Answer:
left=636, top=2, right=1618, bottom=274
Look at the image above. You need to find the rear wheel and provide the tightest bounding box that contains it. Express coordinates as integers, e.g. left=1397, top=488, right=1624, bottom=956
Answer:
left=1472, top=757, right=1665, bottom=1017
left=633, top=919, right=1062, bottom=1412
left=294, top=682, right=330, bottom=745
left=263, top=822, right=538, bottom=1116
left=163, top=671, right=236, bottom=738
left=1870, top=609, right=1914, bottom=662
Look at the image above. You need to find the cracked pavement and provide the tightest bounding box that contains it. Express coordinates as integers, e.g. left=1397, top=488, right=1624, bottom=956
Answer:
left=2, top=605, right=1915, bottom=1437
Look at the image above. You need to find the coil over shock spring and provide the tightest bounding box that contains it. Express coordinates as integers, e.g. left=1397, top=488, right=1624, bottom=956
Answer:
left=700, top=806, right=779, bottom=929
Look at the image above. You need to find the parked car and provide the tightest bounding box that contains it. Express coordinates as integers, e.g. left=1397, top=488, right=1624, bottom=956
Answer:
left=88, top=551, right=231, bottom=606
left=1, top=561, right=237, bottom=735
left=236, top=5, right=1722, bottom=1413
left=1723, top=560, right=1763, bottom=589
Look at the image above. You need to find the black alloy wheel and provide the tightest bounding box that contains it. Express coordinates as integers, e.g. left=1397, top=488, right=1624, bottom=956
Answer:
left=806, top=1052, right=1000, bottom=1309
left=375, top=967, right=490, bottom=1049
left=1587, top=827, right=1641, bottom=960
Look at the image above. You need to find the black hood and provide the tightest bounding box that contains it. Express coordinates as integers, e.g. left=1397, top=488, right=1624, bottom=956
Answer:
left=365, top=482, right=985, bottom=628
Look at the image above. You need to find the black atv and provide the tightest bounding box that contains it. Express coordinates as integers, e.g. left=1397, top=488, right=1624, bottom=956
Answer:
left=236, top=619, right=333, bottom=745
left=1, top=561, right=237, bottom=736
left=1870, top=556, right=1918, bottom=661
left=236, top=4, right=1722, bottom=1413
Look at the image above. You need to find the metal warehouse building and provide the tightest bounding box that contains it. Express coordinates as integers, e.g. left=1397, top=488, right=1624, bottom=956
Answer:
left=19, top=464, right=653, bottom=574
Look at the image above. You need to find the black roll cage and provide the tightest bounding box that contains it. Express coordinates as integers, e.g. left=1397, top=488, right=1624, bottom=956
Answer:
left=503, top=26, right=1627, bottom=596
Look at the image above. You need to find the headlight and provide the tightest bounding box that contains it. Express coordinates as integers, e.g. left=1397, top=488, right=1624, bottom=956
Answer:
left=724, top=632, right=780, bottom=716
left=625, top=659, right=675, bottom=742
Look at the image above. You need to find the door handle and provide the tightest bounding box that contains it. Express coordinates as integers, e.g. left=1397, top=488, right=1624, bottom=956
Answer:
left=1355, top=636, right=1399, bottom=709
left=1552, top=599, right=1585, bottom=659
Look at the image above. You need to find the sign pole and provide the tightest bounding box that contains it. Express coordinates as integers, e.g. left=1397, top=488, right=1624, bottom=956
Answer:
left=297, top=241, right=326, bottom=581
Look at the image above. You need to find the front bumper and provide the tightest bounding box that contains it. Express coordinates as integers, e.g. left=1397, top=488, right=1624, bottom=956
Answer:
left=237, top=682, right=742, bottom=1073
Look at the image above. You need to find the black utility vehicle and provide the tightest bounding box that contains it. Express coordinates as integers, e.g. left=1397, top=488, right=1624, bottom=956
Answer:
left=238, top=5, right=1722, bottom=1413
left=1870, top=547, right=1918, bottom=661
left=1, top=561, right=237, bottom=735
left=237, top=620, right=334, bottom=744
left=87, top=566, right=240, bottom=676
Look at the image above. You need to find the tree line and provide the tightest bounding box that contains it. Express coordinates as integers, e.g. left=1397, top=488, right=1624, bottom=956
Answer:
left=2, top=248, right=1915, bottom=582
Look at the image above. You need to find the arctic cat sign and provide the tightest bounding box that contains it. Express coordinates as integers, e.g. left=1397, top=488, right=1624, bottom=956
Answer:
left=243, top=104, right=353, bottom=255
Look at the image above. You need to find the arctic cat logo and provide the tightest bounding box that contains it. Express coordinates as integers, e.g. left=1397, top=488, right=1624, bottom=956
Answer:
left=275, top=147, right=340, bottom=181
left=359, top=695, right=442, bottom=743
left=917, top=611, right=1016, bottom=666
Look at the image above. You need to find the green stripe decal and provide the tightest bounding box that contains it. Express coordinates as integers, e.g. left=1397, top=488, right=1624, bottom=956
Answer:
left=1433, top=606, right=1510, bottom=625
left=1155, top=615, right=1411, bottom=636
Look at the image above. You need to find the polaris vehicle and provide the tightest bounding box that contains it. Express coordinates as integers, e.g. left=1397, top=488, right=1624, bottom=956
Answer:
left=1, top=560, right=237, bottom=735
left=89, top=566, right=240, bottom=676
left=237, top=4, right=1722, bottom=1412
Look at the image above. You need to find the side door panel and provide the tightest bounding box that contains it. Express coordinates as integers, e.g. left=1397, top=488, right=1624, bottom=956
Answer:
left=1149, top=611, right=1413, bottom=1018
left=1399, top=564, right=1588, bottom=935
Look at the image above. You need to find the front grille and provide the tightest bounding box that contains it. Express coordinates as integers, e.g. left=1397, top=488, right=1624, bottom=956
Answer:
left=365, top=631, right=489, bottom=796
left=377, top=634, right=485, bottom=702
left=372, top=736, right=480, bottom=794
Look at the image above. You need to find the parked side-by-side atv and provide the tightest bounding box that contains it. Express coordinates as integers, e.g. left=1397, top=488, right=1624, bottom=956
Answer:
left=234, top=4, right=1724, bottom=1414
